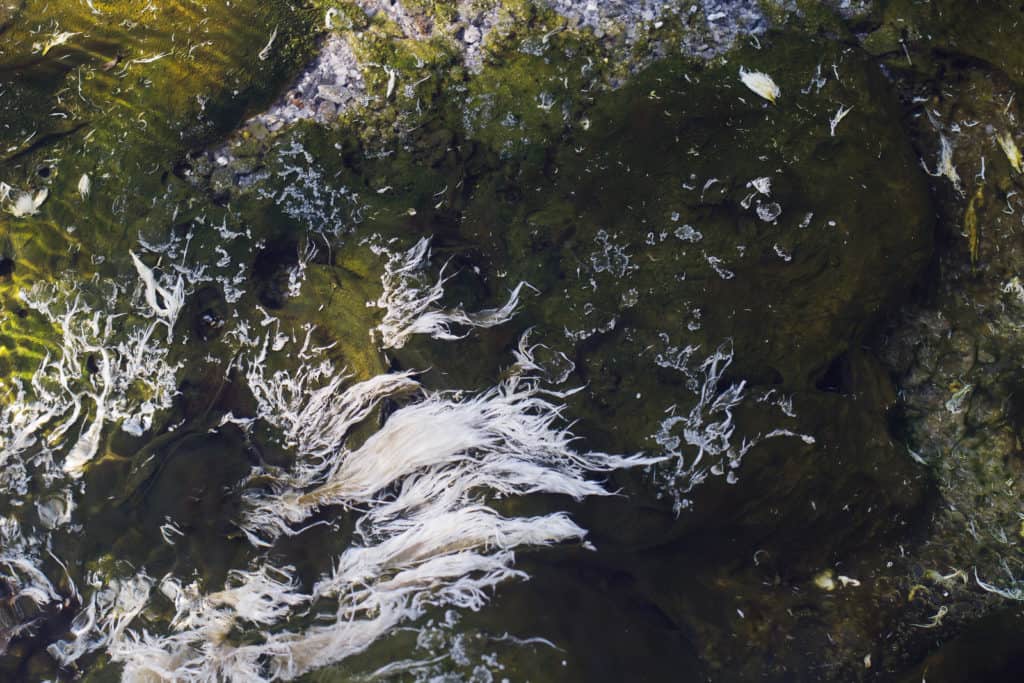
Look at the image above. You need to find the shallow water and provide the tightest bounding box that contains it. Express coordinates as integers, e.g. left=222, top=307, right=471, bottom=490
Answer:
left=2, top=1, right=1024, bottom=681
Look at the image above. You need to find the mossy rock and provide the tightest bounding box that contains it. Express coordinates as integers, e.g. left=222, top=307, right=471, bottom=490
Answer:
left=865, top=1, right=1024, bottom=85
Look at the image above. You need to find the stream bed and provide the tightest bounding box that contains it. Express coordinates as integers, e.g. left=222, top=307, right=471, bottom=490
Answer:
left=2, top=1, right=1024, bottom=681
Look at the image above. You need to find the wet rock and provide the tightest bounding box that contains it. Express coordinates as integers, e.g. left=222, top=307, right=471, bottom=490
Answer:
left=858, top=11, right=1024, bottom=669
left=445, top=34, right=933, bottom=475
left=234, top=24, right=940, bottom=676
left=865, top=2, right=1024, bottom=85
left=895, top=608, right=1024, bottom=683
left=0, top=0, right=318, bottom=302
left=252, top=34, right=366, bottom=128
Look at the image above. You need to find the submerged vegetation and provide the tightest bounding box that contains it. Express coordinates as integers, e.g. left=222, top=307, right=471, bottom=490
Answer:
left=1, top=0, right=1024, bottom=681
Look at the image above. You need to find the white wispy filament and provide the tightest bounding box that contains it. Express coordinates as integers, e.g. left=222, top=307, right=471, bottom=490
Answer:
left=371, top=238, right=529, bottom=349
left=21, top=269, right=182, bottom=477
left=97, top=334, right=656, bottom=681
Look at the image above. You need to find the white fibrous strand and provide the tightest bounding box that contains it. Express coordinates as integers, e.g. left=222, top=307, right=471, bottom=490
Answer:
left=240, top=347, right=652, bottom=546
left=511, top=327, right=576, bottom=384
left=371, top=237, right=529, bottom=349
left=50, top=566, right=307, bottom=677
left=0, top=517, right=62, bottom=649
left=975, top=564, right=1024, bottom=601
left=650, top=342, right=748, bottom=512
left=366, top=610, right=552, bottom=680
left=101, top=332, right=655, bottom=681
left=922, top=134, right=962, bottom=193
left=649, top=341, right=814, bottom=514
left=14, top=259, right=183, bottom=478
left=242, top=333, right=418, bottom=472
left=4, top=188, right=48, bottom=217
left=286, top=241, right=318, bottom=299
left=738, top=66, right=780, bottom=103
left=0, top=256, right=186, bottom=657
left=130, top=250, right=185, bottom=336
left=47, top=572, right=154, bottom=665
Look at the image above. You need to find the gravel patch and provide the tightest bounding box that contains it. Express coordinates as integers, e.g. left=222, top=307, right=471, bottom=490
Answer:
left=355, top=1, right=501, bottom=74
left=824, top=0, right=876, bottom=20
left=251, top=1, right=507, bottom=130
left=205, top=0, right=783, bottom=173
left=546, top=0, right=768, bottom=59
left=246, top=1, right=777, bottom=130
left=253, top=34, right=367, bottom=130
left=690, top=1, right=768, bottom=57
